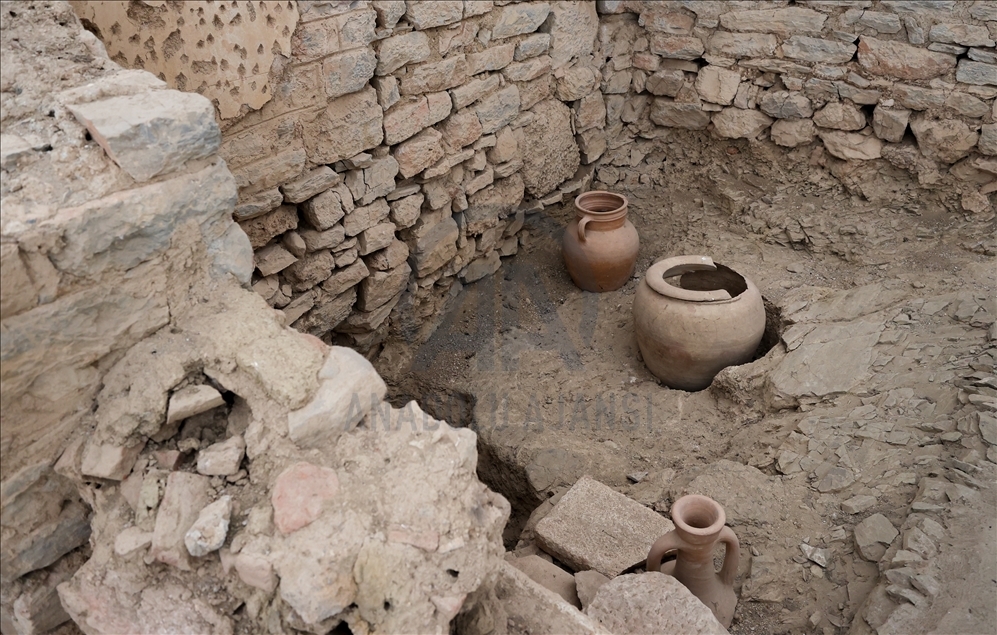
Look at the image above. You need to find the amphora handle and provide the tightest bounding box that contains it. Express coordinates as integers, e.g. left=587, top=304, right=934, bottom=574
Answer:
left=646, top=530, right=682, bottom=574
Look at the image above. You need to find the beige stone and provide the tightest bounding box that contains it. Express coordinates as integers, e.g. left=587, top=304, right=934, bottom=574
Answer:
left=719, top=6, right=826, bottom=37
left=813, top=102, right=866, bottom=131
left=695, top=66, right=740, bottom=106
left=711, top=108, right=773, bottom=139
left=376, top=31, right=431, bottom=75
left=910, top=116, right=980, bottom=164
left=304, top=88, right=383, bottom=164
left=587, top=572, right=728, bottom=634
left=510, top=555, right=580, bottom=608
left=394, top=128, right=447, bottom=178
left=872, top=107, right=911, bottom=143
left=650, top=100, right=711, bottom=130
left=149, top=472, right=211, bottom=570
left=520, top=100, right=579, bottom=198
left=858, top=36, right=957, bottom=81
left=818, top=129, right=883, bottom=161
left=771, top=118, right=816, bottom=147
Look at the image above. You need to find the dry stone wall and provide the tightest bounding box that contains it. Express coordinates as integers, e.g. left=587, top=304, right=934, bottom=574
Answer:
left=592, top=0, right=995, bottom=212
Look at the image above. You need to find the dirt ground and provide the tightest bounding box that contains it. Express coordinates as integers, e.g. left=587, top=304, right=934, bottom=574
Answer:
left=378, top=134, right=996, bottom=634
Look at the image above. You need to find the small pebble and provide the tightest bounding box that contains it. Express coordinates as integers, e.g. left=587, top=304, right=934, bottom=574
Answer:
left=787, top=263, right=805, bottom=273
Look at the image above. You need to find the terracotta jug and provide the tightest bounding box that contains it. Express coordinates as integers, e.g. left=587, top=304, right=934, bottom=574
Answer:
left=562, top=191, right=639, bottom=292
left=633, top=255, right=765, bottom=391
left=646, top=495, right=740, bottom=629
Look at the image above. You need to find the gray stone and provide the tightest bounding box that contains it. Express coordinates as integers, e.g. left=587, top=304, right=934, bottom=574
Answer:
left=402, top=55, right=469, bottom=96
left=300, top=225, right=347, bottom=252
left=322, top=47, right=377, bottom=99
left=944, top=92, right=989, bottom=118
left=184, top=496, right=232, bottom=557
left=813, top=102, right=865, bottom=131
left=67, top=90, right=219, bottom=182
left=284, top=249, right=336, bottom=292
left=504, top=55, right=552, bottom=82
left=466, top=173, right=524, bottom=233
left=555, top=66, right=598, bottom=101
left=759, top=91, right=814, bottom=119
left=0, top=501, right=91, bottom=581
left=695, top=66, right=740, bottom=105
left=389, top=193, right=424, bottom=228
left=841, top=495, right=877, bottom=514
left=720, top=6, right=826, bottom=37
left=928, top=42, right=968, bottom=55
left=835, top=83, right=879, bottom=105
left=782, top=36, right=856, bottom=64
left=546, top=1, right=599, bottom=69
left=365, top=240, right=410, bottom=271
left=587, top=573, right=728, bottom=634
left=509, top=555, right=580, bottom=608
left=322, top=260, right=370, bottom=296
left=466, top=44, right=515, bottom=75
left=771, top=118, right=816, bottom=147
left=492, top=3, right=551, bottom=40
left=461, top=250, right=501, bottom=283
left=293, top=287, right=357, bottom=335
left=359, top=262, right=411, bottom=310
left=286, top=347, right=387, bottom=448
left=929, top=23, right=995, bottom=48
left=646, top=69, right=685, bottom=97
left=376, top=31, right=431, bottom=75
left=711, top=108, right=772, bottom=139
left=358, top=222, right=396, bottom=256
left=818, top=129, right=883, bottom=161
left=648, top=34, right=704, bottom=61
left=404, top=0, right=463, bottom=29
left=234, top=188, right=284, bottom=221
left=394, top=128, right=446, bottom=179
left=302, top=186, right=350, bottom=230
left=515, top=33, right=551, bottom=61
left=894, top=84, right=945, bottom=110
left=650, top=100, right=711, bottom=129
left=910, top=116, right=980, bottom=164
left=969, top=48, right=997, bottom=65
left=372, top=0, right=406, bottom=28
left=534, top=476, right=674, bottom=578
left=303, top=88, right=383, bottom=165
left=196, top=436, right=245, bottom=476
left=520, top=100, right=579, bottom=198
left=858, top=36, right=956, bottom=81
left=854, top=513, right=898, bottom=561
left=281, top=166, right=341, bottom=204
left=575, top=569, right=609, bottom=610
left=707, top=32, right=777, bottom=58
left=476, top=85, right=521, bottom=134
left=409, top=216, right=459, bottom=276
left=857, top=11, right=901, bottom=33
left=956, top=60, right=997, bottom=86
left=451, top=74, right=501, bottom=110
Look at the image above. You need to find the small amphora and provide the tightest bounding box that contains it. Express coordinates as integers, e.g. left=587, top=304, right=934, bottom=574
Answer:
left=561, top=191, right=639, bottom=292
left=646, top=494, right=739, bottom=628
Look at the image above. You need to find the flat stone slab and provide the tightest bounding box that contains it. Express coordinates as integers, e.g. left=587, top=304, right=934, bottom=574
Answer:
left=535, top=476, right=674, bottom=577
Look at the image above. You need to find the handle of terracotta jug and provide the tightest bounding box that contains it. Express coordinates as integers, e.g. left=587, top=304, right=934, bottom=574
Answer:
left=646, top=531, right=682, bottom=574
left=718, top=526, right=740, bottom=587
left=577, top=216, right=591, bottom=243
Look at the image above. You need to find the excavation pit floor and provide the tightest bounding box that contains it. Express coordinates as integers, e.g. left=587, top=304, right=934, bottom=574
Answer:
left=379, top=175, right=996, bottom=634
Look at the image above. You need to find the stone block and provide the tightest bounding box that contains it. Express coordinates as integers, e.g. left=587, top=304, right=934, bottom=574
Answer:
left=344, top=199, right=391, bottom=236
left=390, top=193, right=425, bottom=228
left=323, top=47, right=377, bottom=99
left=451, top=74, right=502, bottom=109
left=358, top=156, right=401, bottom=205
left=872, top=107, right=910, bottom=142
left=114, top=527, right=153, bottom=556
left=575, top=570, right=609, bottom=610
left=894, top=84, right=945, bottom=110
left=646, top=69, right=685, bottom=97
left=771, top=118, right=816, bottom=147
left=956, top=60, right=997, bottom=86
left=373, top=0, right=406, bottom=28
left=365, top=239, right=410, bottom=271
left=516, top=33, right=551, bottom=61
left=234, top=188, right=284, bottom=221
left=476, top=85, right=521, bottom=134
left=858, top=36, right=956, bottom=80
left=578, top=128, right=607, bottom=163
left=818, top=129, right=883, bottom=160
left=520, top=100, right=579, bottom=198
left=467, top=44, right=516, bottom=76
left=555, top=66, right=598, bottom=101
left=587, top=573, right=728, bottom=634
left=441, top=109, right=484, bottom=150
left=271, top=462, right=341, bottom=534
left=696, top=66, right=740, bottom=106
left=929, top=23, right=995, bottom=48
left=461, top=250, right=501, bottom=283
left=759, top=91, right=814, bottom=119
left=67, top=90, right=219, bottom=182
left=358, top=222, right=397, bottom=256
left=857, top=11, right=901, bottom=34
left=394, top=128, right=447, bottom=178
left=285, top=250, right=336, bottom=292
left=235, top=550, right=277, bottom=593
left=835, top=83, right=880, bottom=106
left=504, top=56, right=551, bottom=82
left=648, top=34, right=705, bottom=60
left=707, top=32, right=777, bottom=58
left=281, top=166, right=342, bottom=204
left=286, top=347, right=386, bottom=448
left=492, top=3, right=551, bottom=40
left=301, top=225, right=347, bottom=252
left=854, top=513, right=898, bottom=561
left=410, top=216, right=459, bottom=276
left=185, top=496, right=232, bottom=557
left=405, top=0, right=463, bottom=29
left=376, top=31, right=431, bottom=75
left=196, top=436, right=245, bottom=476
left=979, top=124, right=997, bottom=156
left=466, top=173, right=525, bottom=234
left=649, top=100, right=711, bottom=130
left=373, top=75, right=400, bottom=110
left=283, top=232, right=307, bottom=258
left=302, top=186, right=351, bottom=231
left=510, top=556, right=580, bottom=608
left=534, top=476, right=674, bottom=577
left=149, top=472, right=211, bottom=570
left=910, top=116, right=980, bottom=164
left=813, top=102, right=865, bottom=131
left=711, top=108, right=773, bottom=139
left=322, top=259, right=370, bottom=296
left=385, top=97, right=438, bottom=145
left=574, top=92, right=606, bottom=131
left=359, top=262, right=412, bottom=310
left=167, top=385, right=225, bottom=427
left=944, top=92, right=989, bottom=118
left=720, top=6, right=827, bottom=37
left=546, top=1, right=599, bottom=69
left=463, top=0, right=493, bottom=17
left=303, top=88, right=383, bottom=165
left=782, top=36, right=856, bottom=64
left=255, top=244, right=298, bottom=277
left=0, top=502, right=90, bottom=581
left=336, top=292, right=401, bottom=333
left=402, top=55, right=468, bottom=96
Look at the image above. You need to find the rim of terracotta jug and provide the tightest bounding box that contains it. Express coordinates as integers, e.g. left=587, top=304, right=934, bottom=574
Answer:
left=671, top=494, right=726, bottom=537
left=645, top=255, right=743, bottom=303
left=574, top=191, right=628, bottom=223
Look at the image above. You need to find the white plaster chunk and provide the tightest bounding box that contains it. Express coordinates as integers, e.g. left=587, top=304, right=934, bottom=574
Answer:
left=185, top=496, right=233, bottom=557
left=167, top=385, right=226, bottom=427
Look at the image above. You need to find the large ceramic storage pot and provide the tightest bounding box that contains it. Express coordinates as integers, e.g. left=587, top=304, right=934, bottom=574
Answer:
left=562, top=191, right=639, bottom=292
left=633, top=255, right=765, bottom=391
left=646, top=494, right=740, bottom=628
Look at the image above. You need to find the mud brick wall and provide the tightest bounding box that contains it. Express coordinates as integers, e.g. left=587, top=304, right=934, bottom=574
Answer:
left=594, top=0, right=995, bottom=212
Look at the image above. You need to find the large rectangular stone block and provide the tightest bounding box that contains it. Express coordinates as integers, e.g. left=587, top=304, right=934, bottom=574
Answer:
left=303, top=88, right=384, bottom=164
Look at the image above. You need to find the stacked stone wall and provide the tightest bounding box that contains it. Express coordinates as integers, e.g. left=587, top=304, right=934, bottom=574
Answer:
left=593, top=0, right=995, bottom=211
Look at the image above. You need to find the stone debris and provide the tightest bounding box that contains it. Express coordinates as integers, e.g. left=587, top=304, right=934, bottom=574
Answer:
left=195, top=435, right=245, bottom=476
left=575, top=569, right=610, bottom=610
left=509, top=555, right=581, bottom=608
left=149, top=472, right=211, bottom=570
left=535, top=476, right=674, bottom=577
left=854, top=513, right=899, bottom=562
left=166, top=385, right=225, bottom=427
left=586, top=572, right=729, bottom=634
